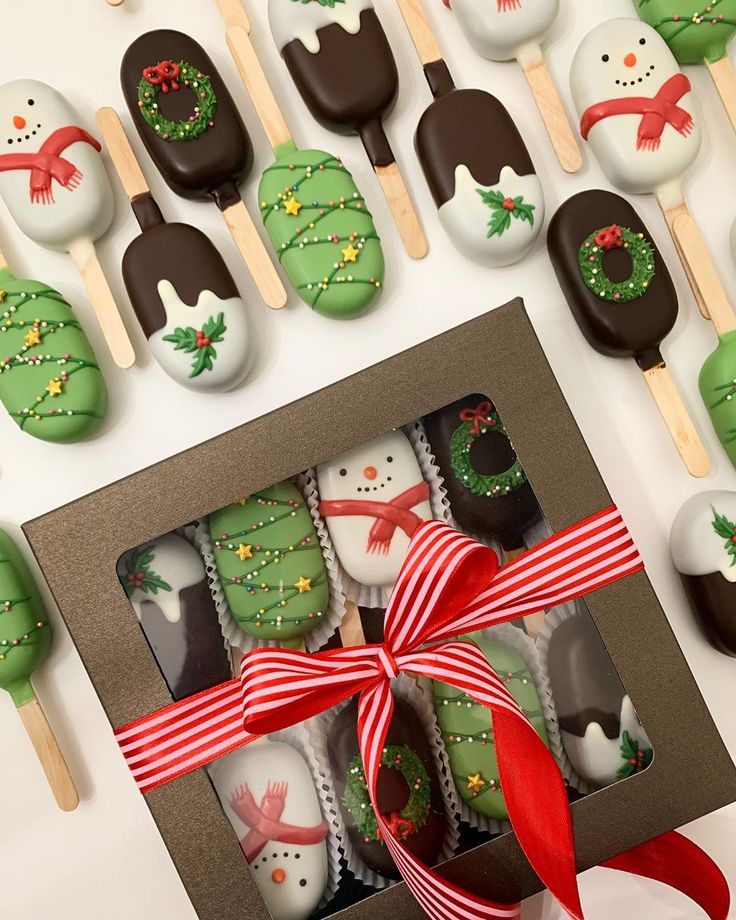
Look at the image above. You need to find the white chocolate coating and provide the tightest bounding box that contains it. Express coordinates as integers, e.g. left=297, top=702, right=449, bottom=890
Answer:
left=0, top=80, right=114, bottom=252
left=438, top=164, right=544, bottom=266
left=451, top=0, right=558, bottom=63
left=269, top=0, right=374, bottom=54
left=209, top=741, right=328, bottom=920
left=148, top=281, right=253, bottom=393
left=571, top=19, right=701, bottom=195
left=671, top=490, right=736, bottom=582
left=317, top=429, right=432, bottom=588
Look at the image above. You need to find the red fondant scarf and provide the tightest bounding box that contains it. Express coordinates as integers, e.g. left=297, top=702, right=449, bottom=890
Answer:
left=319, top=481, right=430, bottom=555
left=230, top=782, right=329, bottom=863
left=0, top=125, right=101, bottom=204
left=580, top=73, right=694, bottom=151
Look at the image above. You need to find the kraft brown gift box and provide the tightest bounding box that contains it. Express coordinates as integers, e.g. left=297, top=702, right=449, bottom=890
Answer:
left=23, top=300, right=736, bottom=919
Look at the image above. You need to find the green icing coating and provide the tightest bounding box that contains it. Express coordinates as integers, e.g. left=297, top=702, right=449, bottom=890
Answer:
left=0, top=267, right=107, bottom=443
left=0, top=528, right=51, bottom=708
left=699, top=330, right=736, bottom=469
left=433, top=635, right=547, bottom=821
left=259, top=143, right=384, bottom=319
left=210, top=481, right=329, bottom=645
left=637, top=0, right=736, bottom=64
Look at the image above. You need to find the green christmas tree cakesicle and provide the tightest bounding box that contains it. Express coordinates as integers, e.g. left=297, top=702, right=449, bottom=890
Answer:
left=637, top=0, right=736, bottom=64
left=434, top=635, right=548, bottom=821
left=700, top=330, right=736, bottom=469
left=210, top=481, right=330, bottom=646
left=259, top=142, right=384, bottom=319
left=0, top=267, right=107, bottom=443
left=0, top=528, right=78, bottom=810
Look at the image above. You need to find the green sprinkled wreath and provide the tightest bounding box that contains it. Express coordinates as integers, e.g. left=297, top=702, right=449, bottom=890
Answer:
left=578, top=224, right=655, bottom=304
left=344, top=745, right=430, bottom=844
left=137, top=60, right=217, bottom=143
left=449, top=401, right=527, bottom=499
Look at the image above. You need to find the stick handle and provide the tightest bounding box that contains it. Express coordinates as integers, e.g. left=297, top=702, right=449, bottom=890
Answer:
left=659, top=199, right=711, bottom=319
left=339, top=598, right=367, bottom=648
left=18, top=697, right=79, bottom=812
left=221, top=199, right=287, bottom=309
left=503, top=546, right=545, bottom=638
left=705, top=56, right=736, bottom=137
left=374, top=162, right=428, bottom=260
left=0, top=246, right=7, bottom=271
left=95, top=107, right=150, bottom=202
left=395, top=0, right=443, bottom=66
left=519, top=55, right=583, bottom=174
left=68, top=239, right=136, bottom=369
left=225, top=26, right=293, bottom=151
left=641, top=363, right=711, bottom=478
left=215, top=0, right=250, bottom=30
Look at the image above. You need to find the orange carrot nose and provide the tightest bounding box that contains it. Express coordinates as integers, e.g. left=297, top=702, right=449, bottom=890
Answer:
left=363, top=466, right=378, bottom=480
left=12, top=115, right=26, bottom=130
left=623, top=52, right=637, bottom=67
left=271, top=868, right=286, bottom=884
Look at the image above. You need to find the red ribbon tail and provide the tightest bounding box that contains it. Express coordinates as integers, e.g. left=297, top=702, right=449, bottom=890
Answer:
left=602, top=830, right=731, bottom=919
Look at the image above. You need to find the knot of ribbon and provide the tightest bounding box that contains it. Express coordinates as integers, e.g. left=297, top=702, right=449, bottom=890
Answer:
left=459, top=400, right=495, bottom=436
left=143, top=60, right=181, bottom=93
left=594, top=224, right=623, bottom=251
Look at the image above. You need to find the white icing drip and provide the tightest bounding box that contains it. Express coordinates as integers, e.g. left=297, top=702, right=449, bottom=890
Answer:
left=438, top=164, right=543, bottom=267
left=451, top=0, right=558, bottom=62
left=671, top=490, right=736, bottom=581
left=269, top=0, right=373, bottom=54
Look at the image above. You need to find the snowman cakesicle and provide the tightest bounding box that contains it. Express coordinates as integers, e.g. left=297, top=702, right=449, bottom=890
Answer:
left=571, top=19, right=729, bottom=323
left=0, top=81, right=134, bottom=368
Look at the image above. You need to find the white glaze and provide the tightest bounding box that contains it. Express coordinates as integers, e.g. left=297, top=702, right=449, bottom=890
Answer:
left=571, top=19, right=701, bottom=195
left=0, top=80, right=114, bottom=253
left=451, top=0, right=558, bottom=62
left=438, top=164, right=543, bottom=266
left=671, top=490, right=736, bottom=582
left=317, top=429, right=432, bottom=588
left=117, top=534, right=206, bottom=625
left=209, top=741, right=328, bottom=920
left=148, top=280, right=253, bottom=393
left=561, top=695, right=651, bottom=789
left=269, top=0, right=374, bottom=54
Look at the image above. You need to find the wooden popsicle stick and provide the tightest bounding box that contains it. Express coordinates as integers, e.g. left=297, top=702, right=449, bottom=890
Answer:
left=641, top=363, right=710, bottom=478
left=0, top=246, right=8, bottom=271
left=215, top=0, right=250, bottom=31
left=672, top=212, right=736, bottom=335
left=18, top=697, right=79, bottom=812
left=225, top=26, right=293, bottom=151
left=339, top=598, right=367, bottom=648
left=519, top=56, right=583, bottom=175
left=503, top=546, right=545, bottom=638
left=658, top=199, right=710, bottom=319
left=68, top=239, right=136, bottom=369
left=106, top=0, right=124, bottom=6
left=95, top=107, right=150, bottom=202
left=705, top=56, right=736, bottom=138
left=375, top=162, right=428, bottom=260
left=222, top=200, right=287, bottom=309
left=395, top=0, right=444, bottom=67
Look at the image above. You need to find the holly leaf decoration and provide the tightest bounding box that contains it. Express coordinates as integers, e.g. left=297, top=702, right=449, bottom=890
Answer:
left=163, top=312, right=226, bottom=379
left=163, top=326, right=198, bottom=354
left=293, top=0, right=345, bottom=5
left=616, top=731, right=653, bottom=780
left=711, top=506, right=736, bottom=567
left=477, top=187, right=536, bottom=239
left=123, top=545, right=172, bottom=597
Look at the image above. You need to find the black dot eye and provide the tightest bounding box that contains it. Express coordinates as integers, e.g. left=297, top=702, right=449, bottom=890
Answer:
left=339, top=468, right=347, bottom=477
left=639, top=37, right=646, bottom=45
left=299, top=879, right=307, bottom=887
left=386, top=456, right=393, bottom=463
left=602, top=54, right=609, bottom=62
left=27, top=99, right=34, bottom=106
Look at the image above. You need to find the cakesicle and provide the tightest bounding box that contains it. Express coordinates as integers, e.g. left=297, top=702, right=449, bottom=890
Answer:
left=548, top=189, right=709, bottom=477
left=121, top=30, right=286, bottom=310
left=0, top=80, right=134, bottom=368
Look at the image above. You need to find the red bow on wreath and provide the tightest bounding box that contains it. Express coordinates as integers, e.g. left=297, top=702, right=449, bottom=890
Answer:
left=459, top=400, right=495, bottom=436
left=143, top=60, right=181, bottom=93
left=594, top=225, right=623, bottom=251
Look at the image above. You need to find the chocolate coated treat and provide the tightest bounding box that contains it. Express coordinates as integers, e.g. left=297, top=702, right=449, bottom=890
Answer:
left=423, top=396, right=541, bottom=550
left=121, top=30, right=253, bottom=210
left=328, top=697, right=445, bottom=879
left=548, top=190, right=677, bottom=372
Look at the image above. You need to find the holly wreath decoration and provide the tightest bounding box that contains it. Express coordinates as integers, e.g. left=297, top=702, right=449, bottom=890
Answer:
left=344, top=745, right=431, bottom=844
left=449, top=400, right=527, bottom=498
left=578, top=224, right=655, bottom=304
left=138, top=60, right=217, bottom=142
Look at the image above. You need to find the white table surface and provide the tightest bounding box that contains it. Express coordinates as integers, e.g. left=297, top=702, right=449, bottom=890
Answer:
left=2, top=0, right=735, bottom=917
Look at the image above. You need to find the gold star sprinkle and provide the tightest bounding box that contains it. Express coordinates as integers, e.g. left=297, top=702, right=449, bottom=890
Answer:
left=284, top=197, right=302, bottom=217
left=235, top=544, right=253, bottom=561
left=0, top=290, right=6, bottom=303
left=24, top=328, right=41, bottom=347
left=294, top=576, right=312, bottom=594
left=45, top=378, right=63, bottom=398
left=467, top=773, right=485, bottom=793
left=342, top=243, right=359, bottom=263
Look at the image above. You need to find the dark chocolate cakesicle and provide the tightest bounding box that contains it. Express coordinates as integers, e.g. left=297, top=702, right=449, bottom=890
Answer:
left=548, top=190, right=709, bottom=478
left=268, top=0, right=428, bottom=259
left=328, top=696, right=446, bottom=880
left=671, top=490, right=736, bottom=657
left=546, top=611, right=652, bottom=789
left=120, top=30, right=286, bottom=310
left=117, top=533, right=232, bottom=701
left=397, top=0, right=544, bottom=266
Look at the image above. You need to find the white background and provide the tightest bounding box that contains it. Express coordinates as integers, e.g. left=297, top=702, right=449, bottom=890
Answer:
left=1, top=0, right=735, bottom=917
